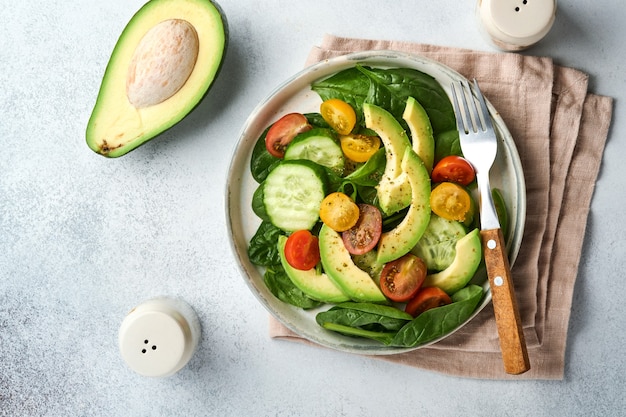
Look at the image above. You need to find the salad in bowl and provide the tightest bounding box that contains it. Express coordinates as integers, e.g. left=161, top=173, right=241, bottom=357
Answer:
left=226, top=51, right=525, bottom=354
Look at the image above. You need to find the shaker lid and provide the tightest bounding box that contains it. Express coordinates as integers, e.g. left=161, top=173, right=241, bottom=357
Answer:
left=480, top=0, right=556, bottom=48
left=118, top=298, right=200, bottom=377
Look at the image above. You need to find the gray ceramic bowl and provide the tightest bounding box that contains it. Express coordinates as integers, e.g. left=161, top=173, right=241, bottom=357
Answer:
left=226, top=50, right=525, bottom=355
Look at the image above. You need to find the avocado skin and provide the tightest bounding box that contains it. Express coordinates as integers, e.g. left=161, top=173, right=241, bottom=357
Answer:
left=86, top=0, right=228, bottom=157
left=423, top=228, right=482, bottom=295
left=278, top=236, right=349, bottom=303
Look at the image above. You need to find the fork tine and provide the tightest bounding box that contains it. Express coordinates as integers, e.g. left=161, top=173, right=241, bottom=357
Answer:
left=459, top=80, right=479, bottom=133
left=451, top=81, right=470, bottom=134
left=472, top=79, right=494, bottom=131
left=451, top=83, right=463, bottom=132
left=452, top=79, right=494, bottom=135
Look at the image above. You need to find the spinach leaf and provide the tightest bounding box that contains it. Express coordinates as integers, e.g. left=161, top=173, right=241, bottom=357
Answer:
left=251, top=184, right=269, bottom=222
left=391, top=285, right=484, bottom=348
left=335, top=148, right=386, bottom=206
left=311, top=67, right=371, bottom=127
left=433, top=129, right=462, bottom=166
left=331, top=302, right=412, bottom=320
left=311, top=65, right=461, bottom=162
left=247, top=221, right=283, bottom=266
left=250, top=127, right=280, bottom=183
left=355, top=185, right=378, bottom=207
left=357, top=66, right=455, bottom=134
left=344, top=147, right=386, bottom=187
left=324, top=167, right=345, bottom=194
left=304, top=112, right=330, bottom=128
left=381, top=207, right=409, bottom=230
left=320, top=322, right=396, bottom=345
left=450, top=284, right=484, bottom=303
left=492, top=188, right=509, bottom=240
left=263, top=265, right=323, bottom=310
left=316, top=302, right=412, bottom=336
left=315, top=287, right=484, bottom=346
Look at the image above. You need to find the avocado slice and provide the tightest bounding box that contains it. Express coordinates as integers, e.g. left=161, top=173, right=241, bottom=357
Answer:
left=363, top=103, right=412, bottom=216
left=277, top=236, right=349, bottom=303
left=403, top=96, right=435, bottom=173
left=376, top=149, right=431, bottom=265
left=319, top=224, right=387, bottom=303
left=423, top=228, right=482, bottom=295
left=86, top=0, right=228, bottom=157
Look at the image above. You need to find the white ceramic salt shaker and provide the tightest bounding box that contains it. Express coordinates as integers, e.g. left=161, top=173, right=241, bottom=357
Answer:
left=118, top=296, right=201, bottom=377
left=477, top=0, right=557, bottom=51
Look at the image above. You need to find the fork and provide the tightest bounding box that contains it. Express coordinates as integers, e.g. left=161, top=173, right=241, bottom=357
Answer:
left=451, top=79, right=530, bottom=375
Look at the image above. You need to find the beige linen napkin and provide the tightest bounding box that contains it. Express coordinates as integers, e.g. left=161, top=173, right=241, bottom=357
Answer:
left=269, top=35, right=613, bottom=379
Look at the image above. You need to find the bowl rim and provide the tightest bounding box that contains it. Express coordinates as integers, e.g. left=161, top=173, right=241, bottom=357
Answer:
left=225, top=50, right=526, bottom=355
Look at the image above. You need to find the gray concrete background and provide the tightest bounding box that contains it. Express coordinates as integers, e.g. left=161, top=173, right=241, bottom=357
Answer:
left=1, top=1, right=624, bottom=416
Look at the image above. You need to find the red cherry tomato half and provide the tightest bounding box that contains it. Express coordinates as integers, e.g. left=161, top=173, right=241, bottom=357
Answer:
left=405, top=286, right=452, bottom=318
left=342, top=204, right=383, bottom=255
left=379, top=254, right=427, bottom=302
left=284, top=230, right=320, bottom=271
left=265, top=113, right=312, bottom=158
left=431, top=155, right=476, bottom=186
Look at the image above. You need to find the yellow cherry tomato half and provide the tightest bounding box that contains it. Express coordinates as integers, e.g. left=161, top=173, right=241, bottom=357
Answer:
left=339, top=134, right=381, bottom=163
left=430, top=182, right=473, bottom=223
left=320, top=99, right=357, bottom=135
left=319, top=192, right=360, bottom=232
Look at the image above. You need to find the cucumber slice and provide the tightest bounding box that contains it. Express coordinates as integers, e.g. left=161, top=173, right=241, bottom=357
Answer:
left=410, top=214, right=466, bottom=271
left=284, top=128, right=345, bottom=175
left=262, top=160, right=328, bottom=232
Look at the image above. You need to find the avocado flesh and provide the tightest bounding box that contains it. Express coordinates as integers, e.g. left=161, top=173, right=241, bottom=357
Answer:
left=319, top=224, right=387, bottom=303
left=86, top=0, right=228, bottom=157
left=364, top=103, right=412, bottom=216
left=423, top=228, right=482, bottom=295
left=278, top=236, right=349, bottom=303
left=403, top=96, right=435, bottom=173
left=376, top=149, right=431, bottom=265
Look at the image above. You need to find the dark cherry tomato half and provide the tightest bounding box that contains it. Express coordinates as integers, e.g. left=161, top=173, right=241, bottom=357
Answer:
left=379, top=254, right=427, bottom=302
left=284, top=230, right=320, bottom=271
left=405, top=286, right=452, bottom=318
left=342, top=204, right=383, bottom=255
left=265, top=113, right=312, bottom=158
left=431, top=155, right=476, bottom=186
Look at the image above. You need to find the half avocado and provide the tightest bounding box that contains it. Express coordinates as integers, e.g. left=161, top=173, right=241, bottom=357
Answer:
left=86, top=0, right=228, bottom=157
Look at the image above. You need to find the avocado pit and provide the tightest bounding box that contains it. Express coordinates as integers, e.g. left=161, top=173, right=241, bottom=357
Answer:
left=126, top=19, right=199, bottom=108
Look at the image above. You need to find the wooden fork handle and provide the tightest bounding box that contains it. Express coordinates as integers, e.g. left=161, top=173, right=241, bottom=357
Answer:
left=481, top=228, right=531, bottom=375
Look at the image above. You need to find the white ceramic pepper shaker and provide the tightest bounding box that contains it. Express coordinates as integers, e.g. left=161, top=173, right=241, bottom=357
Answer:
left=118, top=296, right=201, bottom=377
left=477, top=0, right=557, bottom=51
